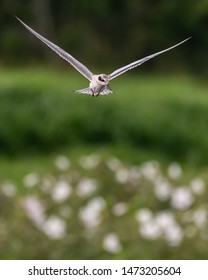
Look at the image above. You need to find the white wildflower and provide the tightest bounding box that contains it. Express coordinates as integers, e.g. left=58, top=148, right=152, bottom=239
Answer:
left=76, top=178, right=97, bottom=197
left=79, top=197, right=105, bottom=229
left=140, top=161, right=159, bottom=181
left=167, top=162, right=182, bottom=180
left=192, top=207, right=207, bottom=229
left=22, top=196, right=45, bottom=226
left=54, top=155, right=70, bottom=171
left=23, top=172, right=39, bottom=188
left=51, top=180, right=72, bottom=202
left=112, top=202, right=128, bottom=216
left=139, top=219, right=162, bottom=240
left=1, top=181, right=16, bottom=197
left=154, top=179, right=172, bottom=201
left=190, top=178, right=205, bottom=195
left=159, top=213, right=183, bottom=246
left=79, top=154, right=99, bottom=169
left=171, top=187, right=194, bottom=210
left=135, top=208, right=153, bottom=224
left=115, top=168, right=129, bottom=184
left=137, top=209, right=183, bottom=245
left=164, top=223, right=183, bottom=247
left=102, top=233, right=122, bottom=254
left=41, top=216, right=66, bottom=239
left=155, top=211, right=176, bottom=229
left=106, top=157, right=122, bottom=171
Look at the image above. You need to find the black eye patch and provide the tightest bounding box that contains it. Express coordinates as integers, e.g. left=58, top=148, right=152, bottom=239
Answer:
left=98, top=76, right=105, bottom=82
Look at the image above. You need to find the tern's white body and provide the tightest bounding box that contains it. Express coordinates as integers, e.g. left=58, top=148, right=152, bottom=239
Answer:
left=89, top=74, right=110, bottom=96
left=16, top=17, right=191, bottom=97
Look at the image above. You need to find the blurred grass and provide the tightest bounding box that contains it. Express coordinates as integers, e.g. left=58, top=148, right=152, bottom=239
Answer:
left=0, top=68, right=208, bottom=165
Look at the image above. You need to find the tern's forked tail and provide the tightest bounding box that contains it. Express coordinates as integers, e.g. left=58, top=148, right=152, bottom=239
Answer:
left=71, top=87, right=113, bottom=96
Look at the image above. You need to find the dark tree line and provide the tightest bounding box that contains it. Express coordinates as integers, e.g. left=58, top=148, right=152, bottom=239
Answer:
left=1, top=0, right=208, bottom=74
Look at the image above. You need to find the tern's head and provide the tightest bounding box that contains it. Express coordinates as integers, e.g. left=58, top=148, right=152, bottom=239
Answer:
left=96, top=74, right=109, bottom=85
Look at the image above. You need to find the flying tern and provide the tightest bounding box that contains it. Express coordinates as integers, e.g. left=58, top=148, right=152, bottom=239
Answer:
left=16, top=17, right=191, bottom=97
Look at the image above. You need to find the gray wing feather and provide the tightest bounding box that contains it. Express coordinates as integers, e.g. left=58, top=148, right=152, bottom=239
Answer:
left=109, top=37, right=191, bottom=80
left=16, top=17, right=93, bottom=81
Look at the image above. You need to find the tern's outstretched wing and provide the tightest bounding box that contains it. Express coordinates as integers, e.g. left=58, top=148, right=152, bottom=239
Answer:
left=16, top=17, right=93, bottom=81
left=109, top=37, right=191, bottom=81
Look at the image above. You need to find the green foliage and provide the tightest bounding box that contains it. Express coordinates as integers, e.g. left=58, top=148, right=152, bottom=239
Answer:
left=1, top=0, right=208, bottom=73
left=0, top=69, right=208, bottom=165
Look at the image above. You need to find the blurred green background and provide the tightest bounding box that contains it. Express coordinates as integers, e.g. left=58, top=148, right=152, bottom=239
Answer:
left=0, top=0, right=208, bottom=260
